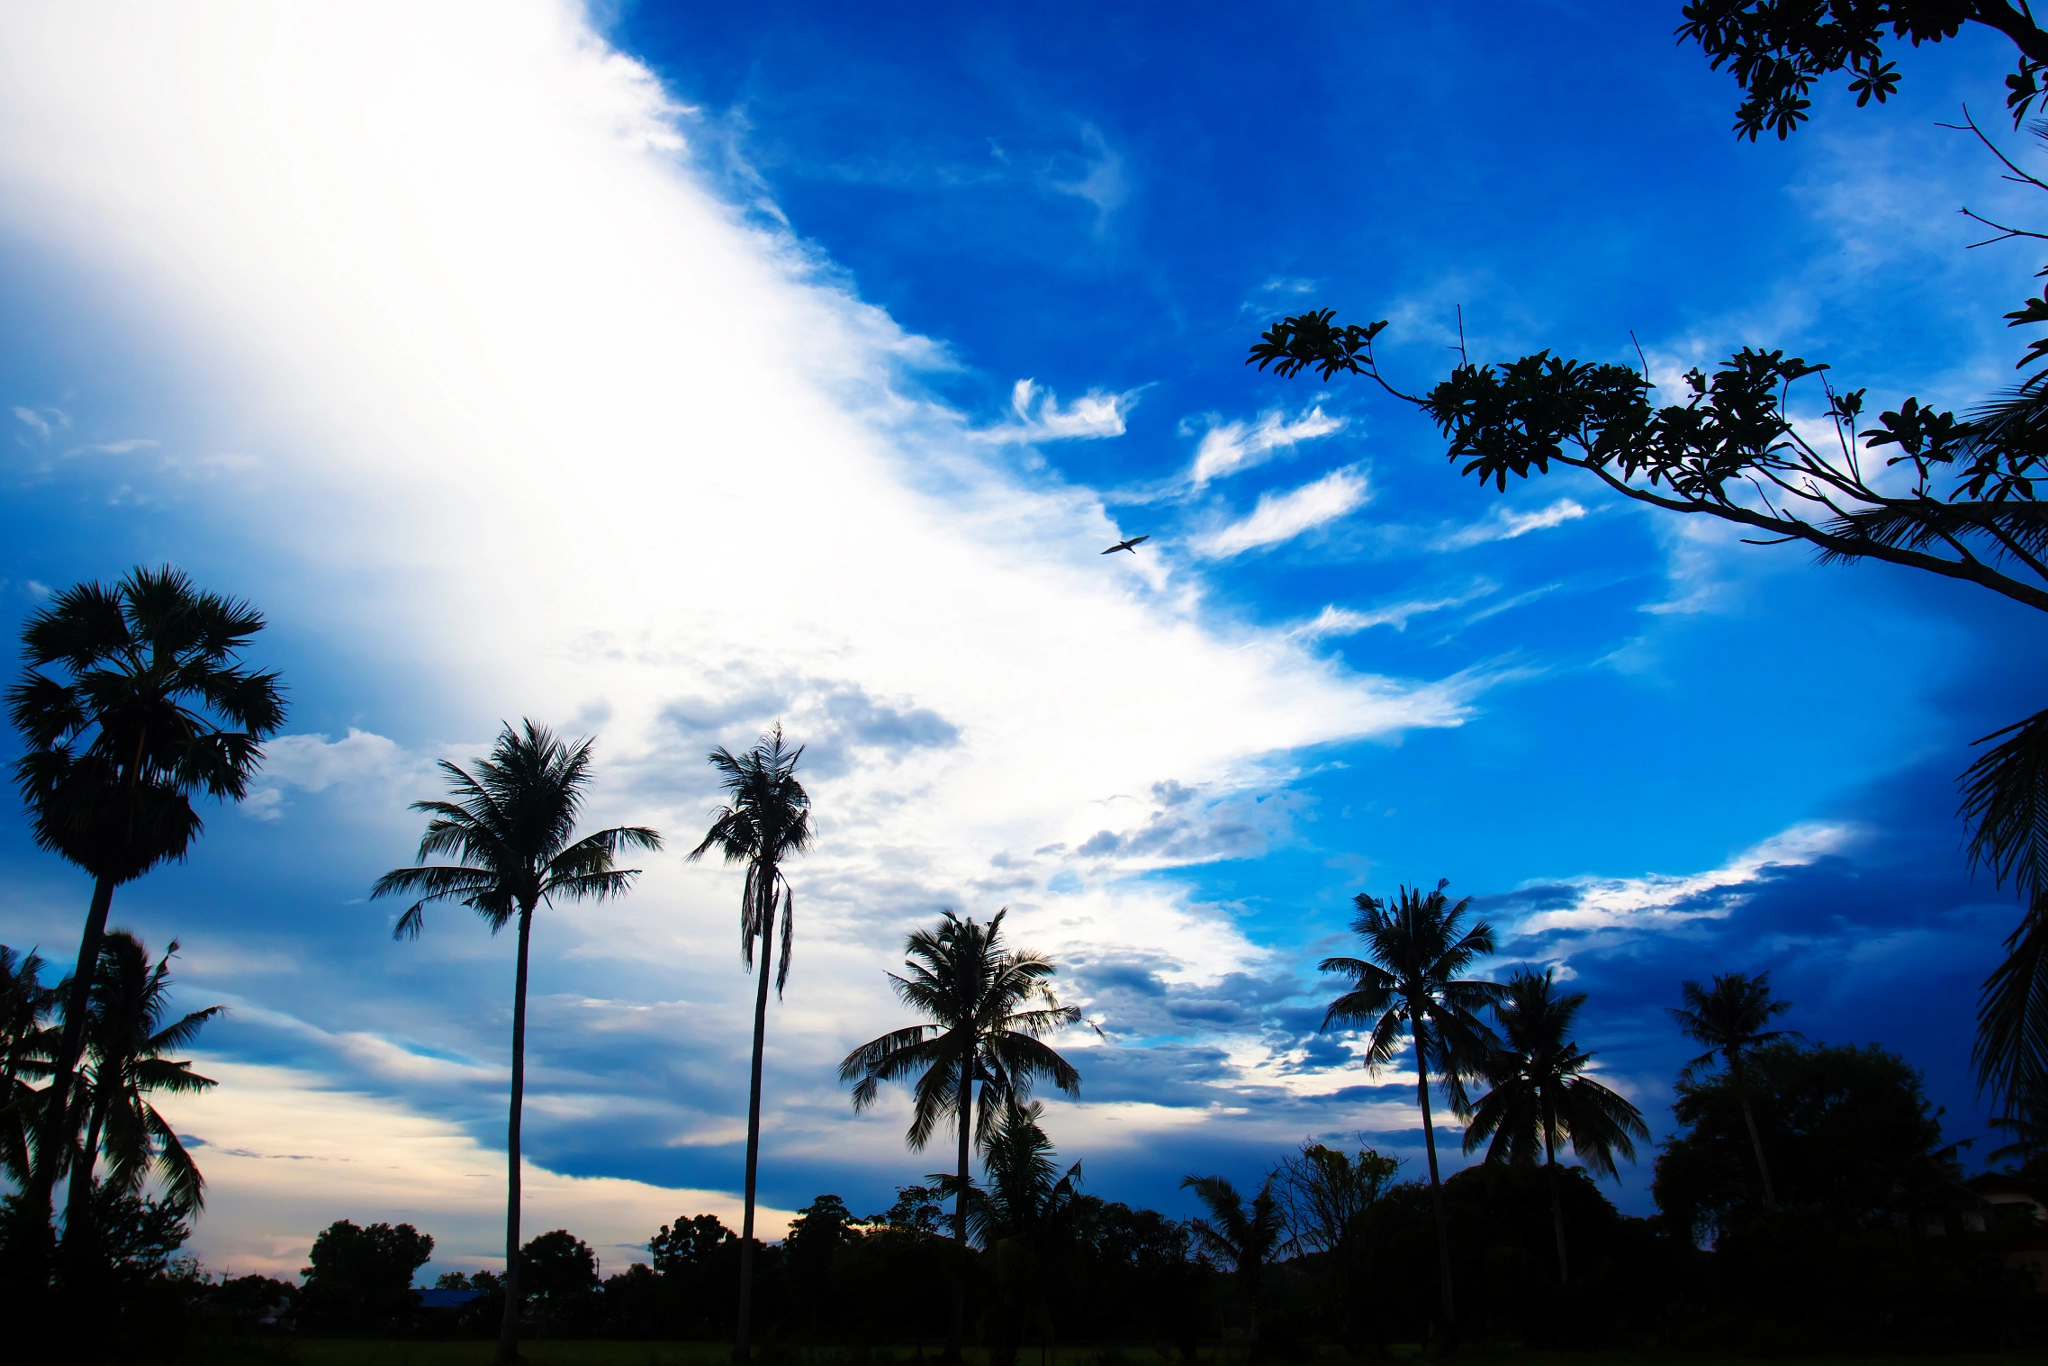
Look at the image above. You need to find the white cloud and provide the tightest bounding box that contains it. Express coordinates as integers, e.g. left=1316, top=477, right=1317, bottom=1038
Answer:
left=0, top=0, right=1481, bottom=1249
left=1194, top=467, right=1369, bottom=558
left=1435, top=497, right=1587, bottom=550
left=983, top=377, right=1132, bottom=443
left=1290, top=582, right=1497, bottom=641
left=1189, top=405, right=1343, bottom=486
left=12, top=404, right=64, bottom=439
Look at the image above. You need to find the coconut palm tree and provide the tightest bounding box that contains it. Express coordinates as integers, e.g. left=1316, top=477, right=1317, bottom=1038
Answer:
left=63, top=931, right=220, bottom=1230
left=1669, top=972, right=1795, bottom=1208
left=1462, top=967, right=1647, bottom=1284
left=1319, top=878, right=1502, bottom=1340
left=686, top=724, right=811, bottom=1364
left=375, top=720, right=659, bottom=1366
left=971, top=1098, right=1082, bottom=1366
left=0, top=946, right=57, bottom=1186
left=838, top=909, right=1082, bottom=1365
left=1180, top=1174, right=1284, bottom=1360
left=6, top=566, right=284, bottom=1233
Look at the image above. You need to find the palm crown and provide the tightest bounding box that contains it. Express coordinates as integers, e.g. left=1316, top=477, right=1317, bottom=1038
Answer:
left=840, top=910, right=1081, bottom=1151
left=8, top=565, right=286, bottom=885
left=374, top=721, right=661, bottom=937
left=1466, top=967, right=1648, bottom=1179
left=1320, top=880, right=1505, bottom=1108
left=71, top=931, right=221, bottom=1214
left=689, top=723, right=811, bottom=992
left=1670, top=972, right=1796, bottom=1081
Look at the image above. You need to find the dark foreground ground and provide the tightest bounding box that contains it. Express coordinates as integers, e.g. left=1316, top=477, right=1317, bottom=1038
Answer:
left=242, top=1349, right=2046, bottom=1366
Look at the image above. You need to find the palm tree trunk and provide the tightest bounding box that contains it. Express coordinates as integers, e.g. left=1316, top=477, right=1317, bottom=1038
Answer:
left=64, top=1086, right=107, bottom=1237
left=32, top=875, right=116, bottom=1223
left=1542, top=1122, right=1568, bottom=1286
left=735, top=876, right=776, bottom=1365
left=1413, top=1031, right=1455, bottom=1344
left=947, top=1044, right=973, bottom=1366
left=497, top=906, right=533, bottom=1366
left=1729, top=1053, right=1776, bottom=1208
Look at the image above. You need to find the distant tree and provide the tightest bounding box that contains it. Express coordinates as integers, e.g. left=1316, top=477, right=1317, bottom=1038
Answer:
left=1463, top=968, right=1648, bottom=1285
left=1271, top=1140, right=1399, bottom=1350
left=63, top=931, right=220, bottom=1235
left=1244, top=6, right=2048, bottom=1123
left=374, top=720, right=659, bottom=1366
left=785, top=1194, right=855, bottom=1333
left=299, top=1219, right=433, bottom=1334
left=650, top=1213, right=738, bottom=1277
left=687, top=724, right=812, bottom=1365
left=6, top=565, right=284, bottom=1251
left=1319, top=879, right=1503, bottom=1339
left=1180, top=1174, right=1284, bottom=1359
left=839, top=909, right=1082, bottom=1365
left=1668, top=972, right=1797, bottom=1207
left=520, top=1228, right=599, bottom=1300
left=1653, top=1040, right=1949, bottom=1240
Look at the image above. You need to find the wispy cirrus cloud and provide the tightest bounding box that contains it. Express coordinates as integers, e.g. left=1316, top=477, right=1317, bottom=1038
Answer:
left=1188, top=405, right=1343, bottom=486
left=980, top=377, right=1133, bottom=443
left=1194, top=467, right=1369, bottom=558
left=1434, top=497, right=1587, bottom=550
left=1290, top=582, right=1498, bottom=641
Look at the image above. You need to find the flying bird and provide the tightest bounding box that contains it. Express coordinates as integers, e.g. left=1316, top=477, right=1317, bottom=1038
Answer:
left=1102, top=534, right=1150, bottom=555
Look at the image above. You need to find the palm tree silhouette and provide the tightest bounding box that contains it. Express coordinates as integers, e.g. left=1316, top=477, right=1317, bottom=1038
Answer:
left=63, top=931, right=221, bottom=1229
left=839, top=909, right=1081, bottom=1365
left=0, top=946, right=57, bottom=1188
left=686, top=724, right=812, bottom=1364
left=1462, top=967, right=1646, bottom=1284
left=1319, top=878, right=1502, bottom=1341
left=375, top=720, right=659, bottom=1366
left=1669, top=971, right=1795, bottom=1208
left=972, top=1098, right=1082, bottom=1366
left=5, top=566, right=283, bottom=1236
left=1181, top=1174, right=1284, bottom=1360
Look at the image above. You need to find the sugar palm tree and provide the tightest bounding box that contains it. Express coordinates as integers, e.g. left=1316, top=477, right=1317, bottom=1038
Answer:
left=6, top=566, right=284, bottom=1234
left=1462, top=967, right=1647, bottom=1284
left=1319, top=878, right=1502, bottom=1340
left=374, top=720, right=659, bottom=1366
left=63, top=931, right=220, bottom=1230
left=686, top=724, right=811, bottom=1364
left=1181, top=1174, right=1284, bottom=1360
left=839, top=909, right=1082, bottom=1365
left=1668, top=971, right=1795, bottom=1208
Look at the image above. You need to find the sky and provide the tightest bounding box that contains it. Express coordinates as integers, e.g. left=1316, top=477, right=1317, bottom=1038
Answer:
left=0, top=1, right=2040, bottom=1282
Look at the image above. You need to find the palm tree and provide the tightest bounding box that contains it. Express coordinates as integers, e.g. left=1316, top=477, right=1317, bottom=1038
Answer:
left=6, top=566, right=284, bottom=1234
left=374, top=720, right=659, bottom=1366
left=686, top=724, right=811, bottom=1364
left=1462, top=967, right=1647, bottom=1284
left=1180, top=1174, right=1284, bottom=1359
left=63, top=931, right=220, bottom=1232
left=972, top=1098, right=1082, bottom=1366
left=0, top=946, right=57, bottom=1187
left=839, top=909, right=1082, bottom=1365
left=1668, top=971, right=1795, bottom=1208
left=1319, top=878, right=1502, bottom=1340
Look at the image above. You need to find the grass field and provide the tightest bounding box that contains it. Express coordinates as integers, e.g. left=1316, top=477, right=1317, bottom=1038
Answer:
left=267, top=1347, right=2044, bottom=1366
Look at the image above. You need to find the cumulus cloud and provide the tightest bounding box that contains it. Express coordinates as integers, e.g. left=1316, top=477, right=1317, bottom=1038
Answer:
left=1194, top=467, right=1369, bottom=558
left=0, top=0, right=1486, bottom=1258
left=1189, top=405, right=1344, bottom=486
left=1434, top=498, right=1587, bottom=550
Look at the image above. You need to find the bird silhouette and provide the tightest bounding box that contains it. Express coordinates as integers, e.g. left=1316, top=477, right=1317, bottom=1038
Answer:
left=1102, top=534, right=1150, bottom=555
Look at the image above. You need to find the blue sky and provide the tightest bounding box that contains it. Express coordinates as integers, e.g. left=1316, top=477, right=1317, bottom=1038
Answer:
left=0, top=2, right=2038, bottom=1279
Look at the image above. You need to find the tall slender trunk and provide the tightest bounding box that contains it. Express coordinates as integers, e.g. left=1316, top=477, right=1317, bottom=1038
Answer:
left=1729, top=1052, right=1776, bottom=1207
left=65, top=1083, right=108, bottom=1235
left=1413, top=1030, right=1455, bottom=1345
left=947, top=1041, right=973, bottom=1366
left=496, top=906, right=534, bottom=1366
left=32, top=875, right=116, bottom=1228
left=1542, top=1115, right=1568, bottom=1286
left=735, top=871, right=777, bottom=1364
